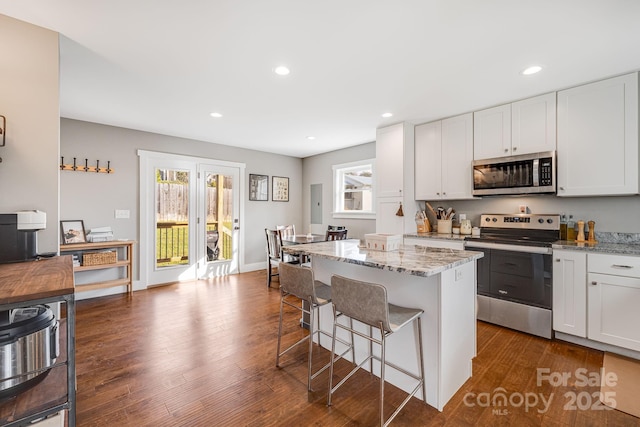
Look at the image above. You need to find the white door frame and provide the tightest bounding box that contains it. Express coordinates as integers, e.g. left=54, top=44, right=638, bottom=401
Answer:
left=138, top=150, right=245, bottom=287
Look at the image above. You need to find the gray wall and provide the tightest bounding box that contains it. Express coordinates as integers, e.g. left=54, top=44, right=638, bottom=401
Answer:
left=61, top=118, right=303, bottom=278
left=0, top=16, right=59, bottom=253
left=429, top=195, right=640, bottom=234
left=302, top=142, right=377, bottom=240
left=302, top=139, right=640, bottom=238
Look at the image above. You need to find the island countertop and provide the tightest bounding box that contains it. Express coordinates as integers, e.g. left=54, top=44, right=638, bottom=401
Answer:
left=282, top=239, right=483, bottom=277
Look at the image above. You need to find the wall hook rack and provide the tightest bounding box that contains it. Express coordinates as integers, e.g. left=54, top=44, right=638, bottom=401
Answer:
left=60, top=157, right=113, bottom=174
left=0, top=115, right=6, bottom=147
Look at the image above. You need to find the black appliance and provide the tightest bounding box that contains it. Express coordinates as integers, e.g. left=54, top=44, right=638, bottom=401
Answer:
left=0, top=211, right=46, bottom=263
left=472, top=151, right=556, bottom=196
left=465, top=213, right=559, bottom=339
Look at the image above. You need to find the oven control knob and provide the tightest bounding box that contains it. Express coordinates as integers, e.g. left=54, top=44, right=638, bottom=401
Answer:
left=492, top=217, right=497, bottom=222
left=485, top=218, right=491, bottom=222
left=547, top=219, right=553, bottom=224
left=538, top=218, right=544, bottom=224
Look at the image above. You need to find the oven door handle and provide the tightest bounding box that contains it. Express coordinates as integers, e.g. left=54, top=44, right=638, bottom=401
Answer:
left=465, top=241, right=553, bottom=255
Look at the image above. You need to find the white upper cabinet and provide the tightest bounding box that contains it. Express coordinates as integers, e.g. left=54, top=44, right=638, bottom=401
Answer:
left=557, top=72, right=639, bottom=197
left=474, top=93, right=556, bottom=160
left=375, top=122, right=414, bottom=234
left=511, top=93, right=557, bottom=155
left=473, top=104, right=511, bottom=160
left=415, top=113, right=474, bottom=200
left=414, top=121, right=442, bottom=200
left=376, top=123, right=405, bottom=198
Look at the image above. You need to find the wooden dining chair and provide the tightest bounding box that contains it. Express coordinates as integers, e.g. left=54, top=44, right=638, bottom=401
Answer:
left=276, top=224, right=296, bottom=239
left=327, top=225, right=346, bottom=231
left=325, top=229, right=348, bottom=241
left=265, top=228, right=300, bottom=287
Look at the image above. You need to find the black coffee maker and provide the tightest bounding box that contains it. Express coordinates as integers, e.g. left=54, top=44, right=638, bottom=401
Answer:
left=0, top=210, right=46, bottom=263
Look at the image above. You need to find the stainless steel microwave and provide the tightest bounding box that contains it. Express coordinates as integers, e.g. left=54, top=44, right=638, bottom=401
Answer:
left=472, top=151, right=556, bottom=196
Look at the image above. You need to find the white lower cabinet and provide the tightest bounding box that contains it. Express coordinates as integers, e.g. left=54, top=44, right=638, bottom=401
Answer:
left=587, top=253, right=640, bottom=351
left=553, top=250, right=640, bottom=352
left=552, top=250, right=587, bottom=337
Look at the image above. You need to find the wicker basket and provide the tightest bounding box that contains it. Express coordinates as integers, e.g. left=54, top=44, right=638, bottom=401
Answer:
left=82, top=250, right=117, bottom=266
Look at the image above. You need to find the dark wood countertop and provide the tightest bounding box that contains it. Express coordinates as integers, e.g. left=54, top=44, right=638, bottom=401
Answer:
left=0, top=256, right=75, bottom=305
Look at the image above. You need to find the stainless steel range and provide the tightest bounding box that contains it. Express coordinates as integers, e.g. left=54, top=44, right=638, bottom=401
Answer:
left=465, top=213, right=560, bottom=339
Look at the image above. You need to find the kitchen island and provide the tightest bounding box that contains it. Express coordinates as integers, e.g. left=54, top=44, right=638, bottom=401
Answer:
left=283, top=239, right=483, bottom=411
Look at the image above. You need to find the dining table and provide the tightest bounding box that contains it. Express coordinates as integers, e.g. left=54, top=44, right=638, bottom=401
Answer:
left=281, top=233, right=327, bottom=245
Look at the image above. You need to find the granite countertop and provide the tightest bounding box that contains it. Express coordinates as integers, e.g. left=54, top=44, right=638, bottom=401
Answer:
left=552, top=241, right=640, bottom=256
left=406, top=232, right=640, bottom=256
left=282, top=239, right=483, bottom=277
left=404, top=232, right=469, bottom=241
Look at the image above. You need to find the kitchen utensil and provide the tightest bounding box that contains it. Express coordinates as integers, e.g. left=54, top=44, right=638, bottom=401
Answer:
left=444, top=207, right=453, bottom=220
left=425, top=202, right=438, bottom=219
left=576, top=220, right=585, bottom=242
left=588, top=220, right=597, bottom=242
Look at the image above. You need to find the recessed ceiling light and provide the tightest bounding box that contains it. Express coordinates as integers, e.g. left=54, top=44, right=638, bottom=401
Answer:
left=522, top=65, right=543, bottom=75
left=274, top=66, right=290, bottom=76
left=381, top=112, right=393, bottom=118
left=210, top=112, right=223, bottom=118
left=306, top=136, right=316, bottom=140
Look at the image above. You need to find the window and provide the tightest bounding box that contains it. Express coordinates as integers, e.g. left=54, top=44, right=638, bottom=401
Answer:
left=332, top=159, right=375, bottom=219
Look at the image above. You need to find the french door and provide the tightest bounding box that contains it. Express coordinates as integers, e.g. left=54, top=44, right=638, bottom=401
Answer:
left=197, top=163, right=240, bottom=278
left=139, top=150, right=243, bottom=286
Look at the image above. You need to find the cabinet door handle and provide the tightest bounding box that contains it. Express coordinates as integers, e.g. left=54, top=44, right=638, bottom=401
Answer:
left=555, top=258, right=560, bottom=262
left=611, top=264, right=633, bottom=269
left=443, top=192, right=447, bottom=196
left=504, top=148, right=509, bottom=153
left=436, top=192, right=440, bottom=196
left=513, top=147, right=517, bottom=151
left=559, top=187, right=565, bottom=191
left=591, top=281, right=598, bottom=286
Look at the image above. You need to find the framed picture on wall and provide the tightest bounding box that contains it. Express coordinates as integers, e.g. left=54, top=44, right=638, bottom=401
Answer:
left=249, top=174, right=268, bottom=201
left=272, top=176, right=289, bottom=202
left=60, top=220, right=87, bottom=244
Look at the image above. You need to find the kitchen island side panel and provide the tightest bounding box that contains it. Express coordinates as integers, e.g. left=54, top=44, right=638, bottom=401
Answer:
left=312, top=256, right=476, bottom=411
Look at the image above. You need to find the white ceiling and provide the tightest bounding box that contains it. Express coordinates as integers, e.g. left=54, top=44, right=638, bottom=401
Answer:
left=1, top=1, right=640, bottom=158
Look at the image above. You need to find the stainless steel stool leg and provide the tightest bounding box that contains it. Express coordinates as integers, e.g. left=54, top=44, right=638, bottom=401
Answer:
left=275, top=293, right=285, bottom=366
left=379, top=322, right=386, bottom=427
left=307, top=297, right=314, bottom=391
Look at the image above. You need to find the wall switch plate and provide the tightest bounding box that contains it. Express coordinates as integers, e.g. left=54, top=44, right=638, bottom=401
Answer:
left=115, top=209, right=130, bottom=219
left=455, top=268, right=463, bottom=281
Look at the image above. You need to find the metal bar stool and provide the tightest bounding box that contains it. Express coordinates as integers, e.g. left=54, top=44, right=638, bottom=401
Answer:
left=327, top=275, right=426, bottom=427
left=276, top=262, right=353, bottom=391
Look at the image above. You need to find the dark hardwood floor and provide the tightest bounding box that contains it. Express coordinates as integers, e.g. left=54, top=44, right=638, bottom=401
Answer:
left=75, top=271, right=640, bottom=426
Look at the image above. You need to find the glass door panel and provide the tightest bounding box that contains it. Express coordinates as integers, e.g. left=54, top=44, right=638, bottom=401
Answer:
left=156, top=168, right=190, bottom=268
left=199, top=164, right=240, bottom=277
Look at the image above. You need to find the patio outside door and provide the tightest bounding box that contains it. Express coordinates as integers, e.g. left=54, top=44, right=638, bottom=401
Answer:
left=197, top=163, right=240, bottom=278
left=139, top=150, right=243, bottom=286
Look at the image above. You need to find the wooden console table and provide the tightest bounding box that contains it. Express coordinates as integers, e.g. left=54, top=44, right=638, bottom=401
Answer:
left=60, top=240, right=135, bottom=294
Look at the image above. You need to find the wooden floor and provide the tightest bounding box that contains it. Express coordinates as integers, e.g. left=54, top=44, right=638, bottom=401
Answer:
left=75, top=270, right=640, bottom=426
